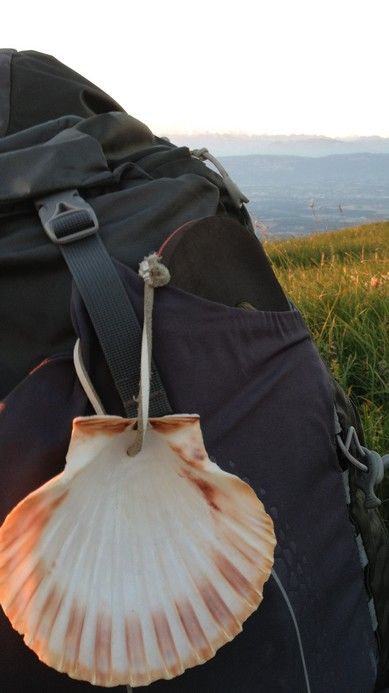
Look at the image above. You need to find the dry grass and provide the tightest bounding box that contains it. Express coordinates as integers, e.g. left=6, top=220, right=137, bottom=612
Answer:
left=265, top=222, right=389, bottom=519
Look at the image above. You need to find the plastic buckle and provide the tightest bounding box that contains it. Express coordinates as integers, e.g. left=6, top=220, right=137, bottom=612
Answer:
left=336, top=425, right=368, bottom=472
left=354, top=448, right=385, bottom=509
left=335, top=423, right=387, bottom=508
left=35, top=190, right=99, bottom=244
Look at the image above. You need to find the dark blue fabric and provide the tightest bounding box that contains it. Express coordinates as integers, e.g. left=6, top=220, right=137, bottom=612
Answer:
left=0, top=264, right=378, bottom=692
left=127, top=270, right=378, bottom=693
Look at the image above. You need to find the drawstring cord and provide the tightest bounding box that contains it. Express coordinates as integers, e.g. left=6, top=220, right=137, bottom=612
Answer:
left=73, top=339, right=106, bottom=415
left=72, top=256, right=313, bottom=693
left=73, top=253, right=170, bottom=457
left=127, top=254, right=170, bottom=456
left=73, top=253, right=169, bottom=693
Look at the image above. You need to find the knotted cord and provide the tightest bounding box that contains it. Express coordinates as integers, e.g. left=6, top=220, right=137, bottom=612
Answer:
left=127, top=254, right=170, bottom=456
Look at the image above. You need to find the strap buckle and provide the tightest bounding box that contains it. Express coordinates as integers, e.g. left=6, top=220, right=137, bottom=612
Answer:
left=335, top=423, right=368, bottom=472
left=335, top=417, right=388, bottom=508
left=35, top=189, right=99, bottom=244
left=354, top=448, right=385, bottom=509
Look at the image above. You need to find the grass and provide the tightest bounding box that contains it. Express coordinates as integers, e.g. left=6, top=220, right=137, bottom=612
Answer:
left=265, top=222, right=389, bottom=521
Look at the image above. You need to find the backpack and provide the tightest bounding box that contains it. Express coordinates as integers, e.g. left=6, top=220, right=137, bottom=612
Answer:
left=0, top=49, right=388, bottom=693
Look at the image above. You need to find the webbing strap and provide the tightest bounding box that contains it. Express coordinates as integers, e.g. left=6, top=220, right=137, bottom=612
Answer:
left=35, top=190, right=172, bottom=418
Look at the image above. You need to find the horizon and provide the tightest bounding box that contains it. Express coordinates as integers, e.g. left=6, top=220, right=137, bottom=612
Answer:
left=164, top=132, right=389, bottom=140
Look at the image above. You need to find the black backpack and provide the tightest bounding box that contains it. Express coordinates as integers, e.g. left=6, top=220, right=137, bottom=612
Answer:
left=0, top=49, right=388, bottom=692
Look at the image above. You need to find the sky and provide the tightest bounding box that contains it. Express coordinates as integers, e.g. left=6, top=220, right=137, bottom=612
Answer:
left=2, top=0, right=389, bottom=138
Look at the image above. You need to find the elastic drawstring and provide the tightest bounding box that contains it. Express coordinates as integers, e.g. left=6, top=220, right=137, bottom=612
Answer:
left=127, top=253, right=170, bottom=456
left=73, top=338, right=106, bottom=415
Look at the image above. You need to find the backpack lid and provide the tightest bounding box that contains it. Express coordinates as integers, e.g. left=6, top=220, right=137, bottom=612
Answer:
left=0, top=49, right=125, bottom=137
left=0, top=48, right=165, bottom=206
left=0, top=110, right=161, bottom=206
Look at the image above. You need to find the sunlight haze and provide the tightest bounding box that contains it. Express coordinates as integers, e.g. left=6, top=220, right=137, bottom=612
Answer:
left=2, top=0, right=389, bottom=138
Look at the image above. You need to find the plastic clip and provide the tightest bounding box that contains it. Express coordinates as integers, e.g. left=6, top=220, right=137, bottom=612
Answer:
left=354, top=448, right=385, bottom=509
left=335, top=422, right=388, bottom=509
left=336, top=425, right=368, bottom=472
left=35, top=189, right=99, bottom=244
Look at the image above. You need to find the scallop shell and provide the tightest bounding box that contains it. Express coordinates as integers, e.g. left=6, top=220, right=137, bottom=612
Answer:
left=0, top=414, right=275, bottom=687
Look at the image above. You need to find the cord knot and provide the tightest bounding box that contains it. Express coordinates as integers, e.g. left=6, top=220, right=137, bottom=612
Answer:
left=139, top=253, right=170, bottom=288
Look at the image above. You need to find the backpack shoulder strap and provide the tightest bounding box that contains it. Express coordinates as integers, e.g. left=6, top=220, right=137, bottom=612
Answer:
left=35, top=189, right=172, bottom=418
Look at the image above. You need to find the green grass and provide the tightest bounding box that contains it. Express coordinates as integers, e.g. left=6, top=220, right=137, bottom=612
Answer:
left=265, top=222, right=389, bottom=521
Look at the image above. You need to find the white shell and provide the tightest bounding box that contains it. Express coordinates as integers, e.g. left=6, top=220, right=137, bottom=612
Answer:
left=0, top=415, right=275, bottom=687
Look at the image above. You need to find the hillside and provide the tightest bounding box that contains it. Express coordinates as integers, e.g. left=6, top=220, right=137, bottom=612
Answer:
left=221, top=153, right=389, bottom=236
left=266, top=222, right=389, bottom=520
left=168, top=133, right=389, bottom=157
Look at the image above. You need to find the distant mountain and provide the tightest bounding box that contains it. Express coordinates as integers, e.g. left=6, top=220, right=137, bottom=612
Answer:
left=220, top=152, right=389, bottom=186
left=214, top=152, right=389, bottom=236
left=165, top=133, right=389, bottom=158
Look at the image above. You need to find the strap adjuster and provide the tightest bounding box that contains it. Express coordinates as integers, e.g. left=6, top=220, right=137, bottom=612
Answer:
left=354, top=448, right=384, bottom=509
left=35, top=190, right=99, bottom=244
left=335, top=414, right=388, bottom=509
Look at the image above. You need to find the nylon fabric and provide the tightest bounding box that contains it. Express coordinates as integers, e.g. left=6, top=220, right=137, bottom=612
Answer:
left=117, top=267, right=379, bottom=693
left=0, top=115, right=81, bottom=153
left=0, top=49, right=15, bottom=136
left=0, top=264, right=378, bottom=691
left=3, top=50, right=124, bottom=136
left=0, top=172, right=220, bottom=400
left=0, top=126, right=115, bottom=205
